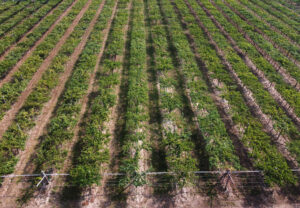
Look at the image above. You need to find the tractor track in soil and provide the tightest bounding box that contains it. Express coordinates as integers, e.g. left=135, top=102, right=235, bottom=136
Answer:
left=181, top=0, right=299, bottom=173
left=0, top=0, right=65, bottom=61
left=0, top=0, right=78, bottom=88
left=196, top=0, right=300, bottom=131
left=0, top=0, right=92, bottom=139
left=0, top=0, right=97, bottom=206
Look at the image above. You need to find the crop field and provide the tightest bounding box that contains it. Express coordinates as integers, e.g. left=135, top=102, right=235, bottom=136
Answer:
left=0, top=0, right=299, bottom=207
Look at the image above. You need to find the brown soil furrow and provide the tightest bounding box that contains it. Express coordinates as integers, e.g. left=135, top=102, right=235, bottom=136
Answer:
left=213, top=0, right=300, bottom=93
left=197, top=0, right=300, bottom=130
left=0, top=0, right=92, bottom=139
left=223, top=0, right=300, bottom=50
left=237, top=0, right=300, bottom=55
left=181, top=0, right=299, bottom=170
left=0, top=0, right=78, bottom=88
left=0, top=0, right=65, bottom=61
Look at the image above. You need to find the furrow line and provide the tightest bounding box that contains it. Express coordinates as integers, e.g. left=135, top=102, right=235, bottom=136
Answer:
left=0, top=0, right=78, bottom=88
left=0, top=0, right=92, bottom=139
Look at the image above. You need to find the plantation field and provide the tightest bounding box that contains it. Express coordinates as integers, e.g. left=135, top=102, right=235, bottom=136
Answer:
left=0, top=0, right=299, bottom=207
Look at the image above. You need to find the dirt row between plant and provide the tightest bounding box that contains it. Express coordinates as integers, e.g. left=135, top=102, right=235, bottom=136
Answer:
left=0, top=0, right=94, bottom=206
left=197, top=0, right=300, bottom=131
left=0, top=0, right=90, bottom=139
left=214, top=1, right=300, bottom=93
left=183, top=0, right=299, bottom=173
left=237, top=0, right=300, bottom=54
left=0, top=0, right=78, bottom=87
left=0, top=0, right=65, bottom=61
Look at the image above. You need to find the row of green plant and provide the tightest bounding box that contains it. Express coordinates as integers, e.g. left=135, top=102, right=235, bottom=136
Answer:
left=222, top=0, right=300, bottom=79
left=0, top=1, right=16, bottom=13
left=0, top=0, right=63, bottom=55
left=225, top=0, right=300, bottom=62
left=0, top=0, right=96, bottom=183
left=238, top=0, right=300, bottom=45
left=0, top=0, right=30, bottom=24
left=0, top=0, right=86, bottom=120
left=0, top=0, right=48, bottom=37
left=249, top=0, right=300, bottom=32
left=172, top=0, right=295, bottom=186
left=207, top=1, right=300, bottom=123
left=70, top=0, right=131, bottom=187
left=0, top=0, right=74, bottom=77
left=193, top=0, right=300, bottom=163
left=146, top=0, right=197, bottom=185
left=154, top=0, right=241, bottom=176
left=212, top=0, right=300, bottom=122
left=118, top=0, right=150, bottom=188
left=261, top=0, right=300, bottom=23
left=203, top=0, right=300, bottom=167
left=273, top=0, right=300, bottom=13
left=191, top=0, right=300, bottom=147
left=32, top=0, right=117, bottom=185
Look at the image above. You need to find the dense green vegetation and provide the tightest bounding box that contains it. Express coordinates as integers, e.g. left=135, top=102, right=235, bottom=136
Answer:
left=0, top=0, right=299, bottom=197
